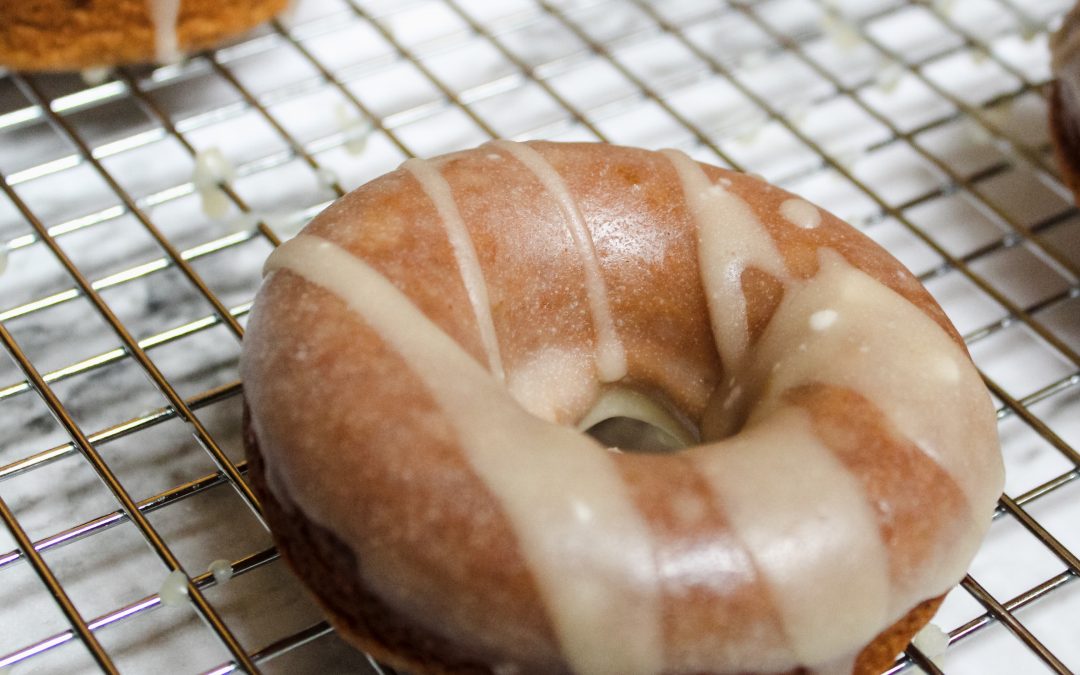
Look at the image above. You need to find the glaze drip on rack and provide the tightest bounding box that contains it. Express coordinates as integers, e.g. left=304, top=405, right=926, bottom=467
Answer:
left=147, top=0, right=182, bottom=64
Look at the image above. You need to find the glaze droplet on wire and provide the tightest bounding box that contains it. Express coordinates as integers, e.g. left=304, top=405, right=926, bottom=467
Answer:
left=208, top=559, right=234, bottom=585
left=80, top=67, right=112, bottom=86
left=159, top=569, right=190, bottom=607
left=193, top=147, right=237, bottom=220
left=912, top=622, right=949, bottom=660
left=336, top=103, right=373, bottom=156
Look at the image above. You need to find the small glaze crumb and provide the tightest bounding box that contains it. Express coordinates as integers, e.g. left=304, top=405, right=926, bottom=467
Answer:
left=912, top=622, right=949, bottom=658
left=193, top=147, right=236, bottom=188
left=80, top=67, right=112, bottom=86
left=810, top=309, right=838, bottom=331
left=336, top=103, right=373, bottom=156
left=193, top=147, right=236, bottom=219
left=821, top=14, right=861, bottom=51
left=736, top=123, right=765, bottom=145
left=202, top=188, right=231, bottom=219
left=933, top=0, right=956, bottom=16
left=876, top=60, right=905, bottom=93
left=159, top=570, right=190, bottom=607
left=208, top=559, right=234, bottom=585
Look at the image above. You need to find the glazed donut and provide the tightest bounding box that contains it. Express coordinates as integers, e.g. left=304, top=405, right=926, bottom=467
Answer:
left=241, top=142, right=1003, bottom=674
left=1051, top=2, right=1080, bottom=203
left=0, top=0, right=286, bottom=71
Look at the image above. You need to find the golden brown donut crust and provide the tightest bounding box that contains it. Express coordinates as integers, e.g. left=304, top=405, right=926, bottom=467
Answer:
left=244, top=409, right=943, bottom=675
left=0, top=0, right=287, bottom=71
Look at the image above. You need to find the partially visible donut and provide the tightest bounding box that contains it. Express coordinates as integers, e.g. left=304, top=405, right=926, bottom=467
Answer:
left=1051, top=2, right=1080, bottom=203
left=0, top=0, right=286, bottom=71
left=241, top=142, right=1003, bottom=674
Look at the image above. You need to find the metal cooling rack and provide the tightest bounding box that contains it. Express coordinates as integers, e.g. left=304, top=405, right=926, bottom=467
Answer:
left=1, top=0, right=1078, bottom=673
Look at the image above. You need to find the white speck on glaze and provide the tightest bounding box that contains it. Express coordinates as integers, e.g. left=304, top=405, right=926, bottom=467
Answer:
left=809, top=309, right=838, bottom=331
left=780, top=199, right=822, bottom=230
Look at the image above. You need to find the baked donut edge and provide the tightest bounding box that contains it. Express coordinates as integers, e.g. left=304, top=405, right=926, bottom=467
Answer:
left=243, top=406, right=946, bottom=675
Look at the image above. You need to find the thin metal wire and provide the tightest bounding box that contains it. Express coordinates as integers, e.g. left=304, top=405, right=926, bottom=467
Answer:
left=0, top=321, right=257, bottom=673
left=0, top=380, right=240, bottom=482
left=12, top=75, right=248, bottom=341
left=0, top=490, right=118, bottom=673
left=922, top=1, right=1064, bottom=177
left=804, top=0, right=1080, bottom=282
left=1, top=0, right=1078, bottom=672
left=642, top=1, right=1080, bottom=376
left=113, top=67, right=283, bottom=248
left=198, top=622, right=335, bottom=675
left=0, top=3, right=1055, bottom=299
left=904, top=645, right=946, bottom=675
left=0, top=300, right=251, bottom=405
left=0, top=460, right=249, bottom=572
left=0, top=170, right=263, bottom=520
left=203, top=53, right=348, bottom=198
left=960, top=575, right=1073, bottom=675
left=0, top=547, right=280, bottom=669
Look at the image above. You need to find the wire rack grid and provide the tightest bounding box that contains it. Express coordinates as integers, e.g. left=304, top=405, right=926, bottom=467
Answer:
left=0, top=0, right=1078, bottom=673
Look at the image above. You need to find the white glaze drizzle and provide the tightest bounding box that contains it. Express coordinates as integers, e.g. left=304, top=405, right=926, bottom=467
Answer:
left=661, top=149, right=788, bottom=377
left=492, top=141, right=628, bottom=383
left=780, top=198, right=822, bottom=230
left=668, top=150, right=889, bottom=667
left=147, top=0, right=183, bottom=65
left=749, top=252, right=994, bottom=566
left=256, top=147, right=1002, bottom=674
left=265, top=236, right=663, bottom=675
left=403, top=158, right=505, bottom=381
left=663, top=151, right=999, bottom=669
left=691, top=408, right=891, bottom=667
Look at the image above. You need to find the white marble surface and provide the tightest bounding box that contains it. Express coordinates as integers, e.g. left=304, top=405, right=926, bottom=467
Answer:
left=0, top=0, right=1079, bottom=673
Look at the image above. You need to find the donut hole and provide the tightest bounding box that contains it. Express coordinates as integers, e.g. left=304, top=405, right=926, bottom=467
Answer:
left=577, top=387, right=697, bottom=454
left=585, top=416, right=686, bottom=453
